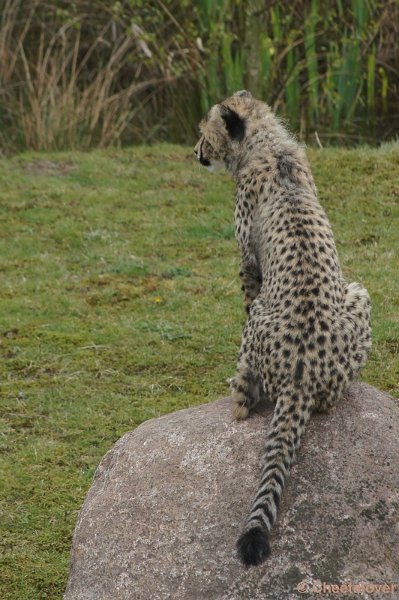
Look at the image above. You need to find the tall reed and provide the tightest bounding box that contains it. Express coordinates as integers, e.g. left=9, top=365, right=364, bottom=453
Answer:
left=0, top=0, right=199, bottom=151
left=0, top=0, right=398, bottom=152
left=198, top=0, right=398, bottom=143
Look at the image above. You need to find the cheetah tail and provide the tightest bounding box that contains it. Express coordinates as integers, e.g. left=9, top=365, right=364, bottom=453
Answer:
left=237, top=389, right=312, bottom=567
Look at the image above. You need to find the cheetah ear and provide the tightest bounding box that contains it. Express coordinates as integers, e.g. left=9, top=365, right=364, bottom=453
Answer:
left=219, top=105, right=246, bottom=142
left=233, top=90, right=252, bottom=98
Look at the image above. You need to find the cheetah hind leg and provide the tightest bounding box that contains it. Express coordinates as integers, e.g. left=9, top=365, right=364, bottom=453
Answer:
left=314, top=402, right=337, bottom=415
left=231, top=366, right=265, bottom=420
left=315, top=282, right=371, bottom=415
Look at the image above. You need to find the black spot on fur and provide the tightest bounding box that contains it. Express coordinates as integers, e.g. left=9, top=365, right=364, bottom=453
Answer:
left=294, top=359, right=304, bottom=381
left=277, top=153, right=299, bottom=183
left=272, top=489, right=280, bottom=507
left=273, top=472, right=284, bottom=489
left=220, top=105, right=246, bottom=141
left=237, top=527, right=271, bottom=567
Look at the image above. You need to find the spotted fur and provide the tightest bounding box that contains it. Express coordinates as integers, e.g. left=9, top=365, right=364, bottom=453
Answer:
left=194, top=91, right=371, bottom=567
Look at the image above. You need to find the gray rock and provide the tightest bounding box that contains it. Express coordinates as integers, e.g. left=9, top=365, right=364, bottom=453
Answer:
left=65, top=382, right=399, bottom=600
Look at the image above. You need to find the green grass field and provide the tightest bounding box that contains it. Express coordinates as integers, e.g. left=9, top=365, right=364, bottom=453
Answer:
left=1, top=144, right=398, bottom=598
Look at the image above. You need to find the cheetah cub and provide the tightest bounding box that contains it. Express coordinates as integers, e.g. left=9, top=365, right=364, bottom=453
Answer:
left=194, top=91, right=371, bottom=567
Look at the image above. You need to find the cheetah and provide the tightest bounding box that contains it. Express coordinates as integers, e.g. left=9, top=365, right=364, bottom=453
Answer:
left=194, top=91, right=371, bottom=567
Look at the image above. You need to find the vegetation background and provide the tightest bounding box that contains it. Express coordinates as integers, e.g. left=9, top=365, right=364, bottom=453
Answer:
left=1, top=1, right=398, bottom=598
left=1, top=0, right=399, bottom=153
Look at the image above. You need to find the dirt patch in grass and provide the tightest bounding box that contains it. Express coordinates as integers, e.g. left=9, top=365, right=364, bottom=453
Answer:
left=23, top=159, right=76, bottom=176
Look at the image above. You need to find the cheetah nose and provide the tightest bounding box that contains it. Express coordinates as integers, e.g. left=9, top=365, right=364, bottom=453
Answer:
left=193, top=148, right=198, bottom=156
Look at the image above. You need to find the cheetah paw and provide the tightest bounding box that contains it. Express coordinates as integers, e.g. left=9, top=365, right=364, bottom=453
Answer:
left=233, top=402, right=250, bottom=420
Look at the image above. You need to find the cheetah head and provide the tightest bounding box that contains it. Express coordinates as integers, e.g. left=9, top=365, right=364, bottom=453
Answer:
left=194, top=90, right=254, bottom=172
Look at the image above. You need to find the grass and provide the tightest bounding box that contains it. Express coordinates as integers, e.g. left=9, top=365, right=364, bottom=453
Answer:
left=0, top=143, right=398, bottom=598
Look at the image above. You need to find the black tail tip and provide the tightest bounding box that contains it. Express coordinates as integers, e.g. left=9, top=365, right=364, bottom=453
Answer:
left=237, top=526, right=271, bottom=567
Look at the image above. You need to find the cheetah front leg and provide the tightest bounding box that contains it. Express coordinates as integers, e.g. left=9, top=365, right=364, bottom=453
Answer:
left=231, top=363, right=265, bottom=420
left=239, top=257, right=262, bottom=314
